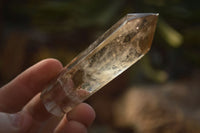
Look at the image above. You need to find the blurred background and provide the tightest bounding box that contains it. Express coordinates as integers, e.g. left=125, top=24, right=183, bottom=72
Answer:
left=1, top=0, right=200, bottom=133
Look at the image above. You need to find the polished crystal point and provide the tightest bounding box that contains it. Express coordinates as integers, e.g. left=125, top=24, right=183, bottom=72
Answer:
left=41, top=13, right=158, bottom=116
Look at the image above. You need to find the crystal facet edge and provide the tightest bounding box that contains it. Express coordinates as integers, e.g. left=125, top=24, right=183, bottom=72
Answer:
left=126, top=13, right=159, bottom=22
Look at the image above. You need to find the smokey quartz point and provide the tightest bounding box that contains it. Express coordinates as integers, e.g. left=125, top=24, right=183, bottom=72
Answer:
left=41, top=13, right=158, bottom=116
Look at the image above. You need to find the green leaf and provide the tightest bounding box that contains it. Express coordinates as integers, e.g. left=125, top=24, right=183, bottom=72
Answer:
left=158, top=19, right=183, bottom=47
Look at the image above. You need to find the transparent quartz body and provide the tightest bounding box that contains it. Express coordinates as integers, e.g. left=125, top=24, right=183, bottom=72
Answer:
left=41, top=13, right=158, bottom=116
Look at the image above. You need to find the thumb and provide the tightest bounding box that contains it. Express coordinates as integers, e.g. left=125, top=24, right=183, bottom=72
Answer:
left=0, top=111, right=33, bottom=133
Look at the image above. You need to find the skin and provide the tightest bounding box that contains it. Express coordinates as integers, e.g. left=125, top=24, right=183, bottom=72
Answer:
left=0, top=59, right=96, bottom=133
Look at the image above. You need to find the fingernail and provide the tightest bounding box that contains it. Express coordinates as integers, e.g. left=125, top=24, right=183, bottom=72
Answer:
left=9, top=112, right=23, bottom=128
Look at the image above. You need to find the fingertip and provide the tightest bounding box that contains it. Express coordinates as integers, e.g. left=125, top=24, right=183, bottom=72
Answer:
left=67, top=103, right=96, bottom=128
left=35, top=58, right=63, bottom=78
left=0, top=58, right=63, bottom=113
left=39, top=58, right=63, bottom=72
left=54, top=120, right=87, bottom=133
left=79, top=103, right=96, bottom=125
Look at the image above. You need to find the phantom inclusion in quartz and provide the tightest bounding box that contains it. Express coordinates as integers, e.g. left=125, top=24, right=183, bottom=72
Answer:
left=41, top=13, right=158, bottom=116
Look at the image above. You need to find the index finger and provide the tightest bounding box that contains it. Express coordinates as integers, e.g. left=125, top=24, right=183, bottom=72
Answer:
left=0, top=59, right=63, bottom=113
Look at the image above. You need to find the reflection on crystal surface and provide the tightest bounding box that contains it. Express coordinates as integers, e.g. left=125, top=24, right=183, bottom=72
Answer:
left=41, top=13, right=158, bottom=116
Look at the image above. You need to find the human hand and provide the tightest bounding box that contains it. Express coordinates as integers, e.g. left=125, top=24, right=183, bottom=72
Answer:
left=0, top=59, right=95, bottom=133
